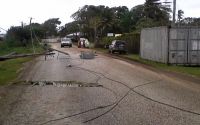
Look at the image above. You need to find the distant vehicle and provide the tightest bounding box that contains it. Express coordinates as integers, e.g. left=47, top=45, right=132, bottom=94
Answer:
left=78, top=38, right=90, bottom=48
left=61, top=38, right=72, bottom=48
left=109, top=40, right=127, bottom=54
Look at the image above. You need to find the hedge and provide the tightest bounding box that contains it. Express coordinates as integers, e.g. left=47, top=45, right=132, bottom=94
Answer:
left=101, top=32, right=140, bottom=54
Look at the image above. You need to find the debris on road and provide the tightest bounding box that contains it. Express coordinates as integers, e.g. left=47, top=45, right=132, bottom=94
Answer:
left=80, top=51, right=95, bottom=59
left=28, top=81, right=103, bottom=87
left=49, top=48, right=69, bottom=55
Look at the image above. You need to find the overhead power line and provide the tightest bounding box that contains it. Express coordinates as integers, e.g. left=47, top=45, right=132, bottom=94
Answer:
left=0, top=27, right=7, bottom=32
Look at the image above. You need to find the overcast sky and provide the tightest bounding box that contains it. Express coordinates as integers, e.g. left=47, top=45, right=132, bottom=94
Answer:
left=0, top=0, right=200, bottom=33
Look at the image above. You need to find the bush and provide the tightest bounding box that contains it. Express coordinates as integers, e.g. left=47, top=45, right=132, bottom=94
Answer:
left=102, top=36, right=116, bottom=45
left=101, top=32, right=140, bottom=54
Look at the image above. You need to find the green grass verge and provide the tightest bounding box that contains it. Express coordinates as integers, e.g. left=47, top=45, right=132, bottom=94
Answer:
left=0, top=43, right=44, bottom=56
left=95, top=48, right=200, bottom=78
left=123, top=54, right=200, bottom=78
left=0, top=57, right=32, bottom=85
left=0, top=42, right=45, bottom=85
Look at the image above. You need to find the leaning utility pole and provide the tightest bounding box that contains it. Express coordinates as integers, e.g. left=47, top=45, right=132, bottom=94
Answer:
left=172, top=0, right=176, bottom=26
left=29, top=17, right=35, bottom=54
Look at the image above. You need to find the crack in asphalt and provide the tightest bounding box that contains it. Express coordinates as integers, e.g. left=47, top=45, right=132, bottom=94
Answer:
left=7, top=50, right=198, bottom=125
left=38, top=52, right=200, bottom=125
left=67, top=66, right=200, bottom=123
left=29, top=81, right=103, bottom=88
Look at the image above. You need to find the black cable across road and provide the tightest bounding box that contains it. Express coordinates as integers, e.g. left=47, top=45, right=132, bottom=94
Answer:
left=39, top=61, right=161, bottom=125
left=38, top=54, right=200, bottom=125
left=70, top=66, right=200, bottom=122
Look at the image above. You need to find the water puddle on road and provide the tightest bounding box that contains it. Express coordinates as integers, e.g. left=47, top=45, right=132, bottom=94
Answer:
left=28, top=81, right=103, bottom=88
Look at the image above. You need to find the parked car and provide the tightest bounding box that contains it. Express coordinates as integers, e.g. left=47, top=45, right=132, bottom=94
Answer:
left=61, top=38, right=72, bottom=47
left=78, top=38, right=90, bottom=48
left=109, top=40, right=127, bottom=54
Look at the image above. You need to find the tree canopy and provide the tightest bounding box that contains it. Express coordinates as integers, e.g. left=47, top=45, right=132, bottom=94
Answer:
left=6, top=18, right=61, bottom=46
left=6, top=0, right=200, bottom=47
left=63, top=0, right=171, bottom=43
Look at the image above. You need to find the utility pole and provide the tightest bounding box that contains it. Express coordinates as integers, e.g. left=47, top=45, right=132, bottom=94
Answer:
left=29, top=17, right=35, bottom=54
left=172, top=0, right=176, bottom=26
left=21, top=21, right=24, bottom=28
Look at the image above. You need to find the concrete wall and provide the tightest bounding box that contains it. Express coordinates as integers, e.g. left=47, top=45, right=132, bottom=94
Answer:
left=140, top=27, right=169, bottom=63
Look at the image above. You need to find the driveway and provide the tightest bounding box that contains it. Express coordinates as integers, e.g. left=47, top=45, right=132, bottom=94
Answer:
left=0, top=43, right=200, bottom=125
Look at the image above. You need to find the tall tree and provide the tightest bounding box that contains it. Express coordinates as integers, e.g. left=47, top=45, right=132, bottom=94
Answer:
left=59, top=21, right=79, bottom=37
left=42, top=18, right=61, bottom=37
left=88, top=16, right=102, bottom=44
left=129, top=5, right=145, bottom=30
left=144, top=0, right=171, bottom=25
left=71, top=5, right=117, bottom=41
left=178, top=10, right=184, bottom=22
left=177, top=10, right=184, bottom=26
left=144, top=0, right=161, bottom=19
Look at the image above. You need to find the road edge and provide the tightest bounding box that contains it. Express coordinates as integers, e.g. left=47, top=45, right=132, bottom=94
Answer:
left=96, top=51, right=200, bottom=84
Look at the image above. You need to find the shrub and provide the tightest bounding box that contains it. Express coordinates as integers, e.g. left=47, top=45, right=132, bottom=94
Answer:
left=101, top=32, right=140, bottom=54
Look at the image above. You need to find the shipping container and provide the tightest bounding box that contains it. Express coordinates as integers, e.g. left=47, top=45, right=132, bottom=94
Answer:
left=140, top=26, right=200, bottom=65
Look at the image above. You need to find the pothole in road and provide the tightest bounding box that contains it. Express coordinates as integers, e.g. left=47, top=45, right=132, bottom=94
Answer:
left=28, top=81, right=103, bottom=88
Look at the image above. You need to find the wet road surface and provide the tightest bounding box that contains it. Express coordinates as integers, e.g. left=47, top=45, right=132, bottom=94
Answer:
left=0, top=43, right=200, bottom=125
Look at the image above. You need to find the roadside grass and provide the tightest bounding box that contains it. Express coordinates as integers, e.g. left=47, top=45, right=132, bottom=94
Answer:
left=0, top=57, right=32, bottom=85
left=0, top=42, right=44, bottom=56
left=0, top=42, right=45, bottom=85
left=95, top=48, right=200, bottom=78
left=123, top=54, right=200, bottom=77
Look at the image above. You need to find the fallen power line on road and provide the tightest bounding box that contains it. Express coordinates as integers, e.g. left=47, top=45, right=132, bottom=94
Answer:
left=0, top=52, right=55, bottom=61
left=27, top=49, right=200, bottom=125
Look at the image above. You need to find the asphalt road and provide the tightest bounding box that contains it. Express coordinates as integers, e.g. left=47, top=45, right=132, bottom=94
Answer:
left=0, top=43, right=200, bottom=125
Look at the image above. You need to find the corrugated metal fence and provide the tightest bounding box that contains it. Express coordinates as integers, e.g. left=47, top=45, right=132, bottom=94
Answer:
left=141, top=26, right=200, bottom=65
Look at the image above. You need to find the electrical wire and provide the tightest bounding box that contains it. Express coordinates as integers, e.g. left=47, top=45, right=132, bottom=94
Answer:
left=71, top=66, right=200, bottom=124
left=9, top=49, right=200, bottom=125
left=38, top=59, right=161, bottom=125
left=32, top=29, right=42, bottom=44
left=39, top=53, right=200, bottom=125
left=39, top=102, right=115, bottom=125
left=83, top=89, right=132, bottom=123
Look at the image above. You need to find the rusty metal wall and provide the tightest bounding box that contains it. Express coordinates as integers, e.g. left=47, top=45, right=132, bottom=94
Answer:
left=140, top=27, right=169, bottom=63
